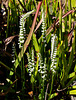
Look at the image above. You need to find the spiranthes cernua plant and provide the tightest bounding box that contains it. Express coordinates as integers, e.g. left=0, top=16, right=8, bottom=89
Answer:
left=38, top=53, right=47, bottom=81
left=27, top=49, right=35, bottom=76
left=18, top=15, right=25, bottom=49
left=18, top=10, right=35, bottom=49
left=12, top=43, right=16, bottom=63
left=41, top=6, right=47, bottom=47
left=42, top=57, right=47, bottom=80
left=50, top=34, right=57, bottom=73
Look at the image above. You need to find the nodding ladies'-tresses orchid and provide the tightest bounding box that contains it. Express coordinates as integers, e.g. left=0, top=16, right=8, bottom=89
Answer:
left=38, top=53, right=47, bottom=81
left=18, top=10, right=35, bottom=49
left=50, top=34, right=57, bottom=73
left=41, top=6, right=47, bottom=48
left=27, top=49, right=35, bottom=76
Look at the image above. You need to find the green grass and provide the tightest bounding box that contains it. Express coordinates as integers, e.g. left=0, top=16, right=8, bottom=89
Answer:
left=0, top=0, right=76, bottom=99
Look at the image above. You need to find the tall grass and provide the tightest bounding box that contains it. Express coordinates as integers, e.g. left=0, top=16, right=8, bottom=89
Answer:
left=0, top=0, right=76, bottom=99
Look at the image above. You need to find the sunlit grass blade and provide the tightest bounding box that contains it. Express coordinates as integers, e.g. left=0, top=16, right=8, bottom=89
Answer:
left=74, top=64, right=76, bottom=72
left=66, top=75, right=76, bottom=87
left=69, top=72, right=76, bottom=78
left=69, top=90, right=76, bottom=95
left=59, top=0, right=62, bottom=41
left=32, top=33, right=39, bottom=52
left=68, top=0, right=71, bottom=30
left=49, top=92, right=58, bottom=100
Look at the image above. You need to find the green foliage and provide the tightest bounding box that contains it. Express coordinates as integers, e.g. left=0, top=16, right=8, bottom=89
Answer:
left=0, top=0, right=76, bottom=99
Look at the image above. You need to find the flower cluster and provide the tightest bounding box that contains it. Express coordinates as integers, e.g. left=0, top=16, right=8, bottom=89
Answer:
left=38, top=53, right=47, bottom=80
left=41, top=7, right=47, bottom=47
left=50, top=34, right=57, bottom=72
left=27, top=49, right=35, bottom=76
left=18, top=17, right=25, bottom=49
left=18, top=10, right=35, bottom=49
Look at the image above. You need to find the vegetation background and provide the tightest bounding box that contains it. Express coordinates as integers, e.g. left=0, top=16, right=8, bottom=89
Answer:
left=0, top=0, right=76, bottom=100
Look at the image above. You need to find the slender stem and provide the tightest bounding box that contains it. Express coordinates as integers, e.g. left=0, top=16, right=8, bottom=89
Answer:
left=48, top=74, right=54, bottom=100
left=68, top=0, right=71, bottom=30
left=65, top=0, right=67, bottom=30
left=59, top=0, right=62, bottom=41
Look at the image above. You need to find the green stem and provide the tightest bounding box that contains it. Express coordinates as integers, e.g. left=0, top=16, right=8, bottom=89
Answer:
left=65, top=0, right=67, bottom=30
left=48, top=74, right=54, bottom=100
left=59, top=0, right=62, bottom=41
left=68, top=0, right=71, bottom=30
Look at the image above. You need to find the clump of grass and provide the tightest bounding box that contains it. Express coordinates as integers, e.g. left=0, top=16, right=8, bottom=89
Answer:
left=0, top=0, right=76, bottom=99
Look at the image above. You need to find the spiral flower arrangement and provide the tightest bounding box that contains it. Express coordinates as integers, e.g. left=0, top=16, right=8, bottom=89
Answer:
left=41, top=7, right=47, bottom=47
left=38, top=53, right=47, bottom=81
left=27, top=51, right=47, bottom=81
left=18, top=10, right=35, bottom=49
left=27, top=49, right=35, bottom=76
left=50, top=34, right=57, bottom=73
left=18, top=15, right=26, bottom=49
left=38, top=53, right=47, bottom=100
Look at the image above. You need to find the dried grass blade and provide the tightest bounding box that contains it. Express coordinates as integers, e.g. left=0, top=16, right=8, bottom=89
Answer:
left=46, top=9, right=75, bottom=36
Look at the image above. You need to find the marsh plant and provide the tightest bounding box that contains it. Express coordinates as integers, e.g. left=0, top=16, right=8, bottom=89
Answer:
left=0, top=0, right=76, bottom=100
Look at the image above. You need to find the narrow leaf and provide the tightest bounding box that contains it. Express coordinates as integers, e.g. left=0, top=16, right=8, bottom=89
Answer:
left=32, top=33, right=39, bottom=52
